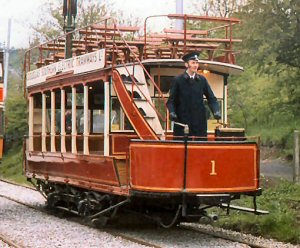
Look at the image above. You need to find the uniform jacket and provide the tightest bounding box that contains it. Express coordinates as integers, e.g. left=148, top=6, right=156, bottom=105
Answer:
left=167, top=72, right=220, bottom=138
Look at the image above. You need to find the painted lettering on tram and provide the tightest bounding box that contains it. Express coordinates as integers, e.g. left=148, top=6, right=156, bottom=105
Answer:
left=26, top=49, right=105, bottom=87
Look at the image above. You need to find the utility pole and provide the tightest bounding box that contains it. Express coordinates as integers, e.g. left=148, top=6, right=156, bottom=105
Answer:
left=63, top=0, right=77, bottom=59
left=4, top=18, right=11, bottom=100
left=294, top=130, right=299, bottom=184
left=175, top=0, right=184, bottom=30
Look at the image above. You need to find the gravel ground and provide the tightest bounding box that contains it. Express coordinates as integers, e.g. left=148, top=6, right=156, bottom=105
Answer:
left=0, top=197, right=149, bottom=248
left=183, top=223, right=300, bottom=248
left=106, top=224, right=249, bottom=248
left=0, top=180, right=298, bottom=248
left=0, top=181, right=148, bottom=248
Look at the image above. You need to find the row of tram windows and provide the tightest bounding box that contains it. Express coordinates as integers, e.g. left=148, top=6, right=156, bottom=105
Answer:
left=29, top=81, right=133, bottom=154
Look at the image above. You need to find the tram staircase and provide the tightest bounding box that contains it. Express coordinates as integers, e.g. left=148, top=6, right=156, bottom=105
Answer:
left=112, top=66, right=166, bottom=141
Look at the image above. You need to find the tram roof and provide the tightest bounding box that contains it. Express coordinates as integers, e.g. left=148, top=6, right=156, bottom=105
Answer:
left=141, top=59, right=244, bottom=75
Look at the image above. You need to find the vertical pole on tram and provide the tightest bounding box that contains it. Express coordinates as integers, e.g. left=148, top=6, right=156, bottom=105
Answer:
left=182, top=125, right=189, bottom=217
left=63, top=0, right=77, bottom=59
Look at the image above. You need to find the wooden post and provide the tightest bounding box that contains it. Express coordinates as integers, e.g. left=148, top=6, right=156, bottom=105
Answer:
left=28, top=96, right=34, bottom=152
left=61, top=88, right=66, bottom=153
left=72, top=86, right=77, bottom=154
left=294, top=130, right=299, bottom=184
left=83, top=85, right=89, bottom=155
left=50, top=90, right=56, bottom=152
left=41, top=92, right=47, bottom=152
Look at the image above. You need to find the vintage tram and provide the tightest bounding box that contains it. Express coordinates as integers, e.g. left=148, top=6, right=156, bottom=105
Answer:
left=23, top=13, right=267, bottom=227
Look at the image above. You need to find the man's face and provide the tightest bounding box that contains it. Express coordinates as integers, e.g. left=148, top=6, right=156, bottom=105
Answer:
left=185, top=60, right=199, bottom=74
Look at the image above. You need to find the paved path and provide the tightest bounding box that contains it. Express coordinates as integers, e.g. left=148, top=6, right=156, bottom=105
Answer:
left=260, top=158, right=294, bottom=181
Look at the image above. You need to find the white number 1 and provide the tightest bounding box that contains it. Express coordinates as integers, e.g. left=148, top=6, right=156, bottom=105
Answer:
left=210, top=160, right=217, bottom=176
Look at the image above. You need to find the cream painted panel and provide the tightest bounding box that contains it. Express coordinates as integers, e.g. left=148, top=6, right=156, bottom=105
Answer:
left=201, top=73, right=223, bottom=99
left=150, top=67, right=224, bottom=99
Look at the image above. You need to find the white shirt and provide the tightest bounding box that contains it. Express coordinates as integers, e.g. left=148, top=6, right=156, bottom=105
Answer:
left=186, top=70, right=195, bottom=79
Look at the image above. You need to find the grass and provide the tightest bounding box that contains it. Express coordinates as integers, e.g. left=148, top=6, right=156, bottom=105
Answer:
left=212, top=178, right=300, bottom=244
left=0, top=144, right=29, bottom=185
left=1, top=145, right=300, bottom=244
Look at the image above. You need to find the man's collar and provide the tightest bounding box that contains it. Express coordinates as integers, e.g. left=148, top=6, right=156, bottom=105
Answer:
left=185, top=70, right=196, bottom=79
left=184, top=71, right=200, bottom=80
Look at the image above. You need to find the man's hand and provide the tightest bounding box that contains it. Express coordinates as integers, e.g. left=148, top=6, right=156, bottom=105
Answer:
left=170, top=112, right=178, bottom=121
left=214, top=111, right=221, bottom=120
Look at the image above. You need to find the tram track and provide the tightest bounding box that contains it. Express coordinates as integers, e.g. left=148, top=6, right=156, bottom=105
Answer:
left=0, top=233, right=24, bottom=248
left=0, top=188, right=162, bottom=248
left=0, top=179, right=295, bottom=248
left=179, top=224, right=268, bottom=248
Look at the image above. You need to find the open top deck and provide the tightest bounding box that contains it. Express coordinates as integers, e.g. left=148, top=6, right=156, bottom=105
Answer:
left=24, top=14, right=242, bottom=86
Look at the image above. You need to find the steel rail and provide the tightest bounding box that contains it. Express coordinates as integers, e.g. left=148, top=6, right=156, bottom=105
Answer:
left=0, top=233, right=25, bottom=248
left=0, top=180, right=283, bottom=248
left=179, top=223, right=276, bottom=248
left=0, top=181, right=161, bottom=248
left=0, top=178, right=35, bottom=191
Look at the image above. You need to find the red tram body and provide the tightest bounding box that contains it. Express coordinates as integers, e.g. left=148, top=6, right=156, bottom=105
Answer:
left=24, top=14, right=267, bottom=226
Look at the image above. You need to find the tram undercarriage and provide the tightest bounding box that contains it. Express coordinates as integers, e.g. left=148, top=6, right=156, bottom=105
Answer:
left=29, top=178, right=267, bottom=228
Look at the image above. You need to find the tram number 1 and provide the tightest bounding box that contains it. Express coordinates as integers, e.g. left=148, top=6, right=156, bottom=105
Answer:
left=210, top=160, right=217, bottom=176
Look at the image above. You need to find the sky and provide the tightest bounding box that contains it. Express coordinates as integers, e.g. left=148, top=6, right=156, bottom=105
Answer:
left=0, top=0, right=201, bottom=49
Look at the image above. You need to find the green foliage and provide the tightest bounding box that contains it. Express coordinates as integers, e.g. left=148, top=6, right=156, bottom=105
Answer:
left=215, top=179, right=300, bottom=244
left=0, top=145, right=28, bottom=184
left=225, top=0, right=300, bottom=155
left=5, top=92, right=27, bottom=146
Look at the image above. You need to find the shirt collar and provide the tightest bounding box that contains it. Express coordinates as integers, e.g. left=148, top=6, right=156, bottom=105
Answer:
left=186, top=71, right=196, bottom=79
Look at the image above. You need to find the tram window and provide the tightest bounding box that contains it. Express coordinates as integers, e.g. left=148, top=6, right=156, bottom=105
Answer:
left=77, top=109, right=85, bottom=133
left=55, top=109, right=61, bottom=133
left=66, top=93, right=72, bottom=107
left=153, top=76, right=173, bottom=96
left=110, top=98, right=133, bottom=131
left=76, top=93, right=84, bottom=107
left=111, top=98, right=120, bottom=130
left=92, top=110, right=104, bottom=133
left=65, top=110, right=72, bottom=133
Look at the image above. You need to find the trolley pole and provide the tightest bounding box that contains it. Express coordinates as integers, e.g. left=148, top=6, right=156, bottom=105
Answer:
left=63, top=0, right=77, bottom=59
left=294, top=130, right=299, bottom=184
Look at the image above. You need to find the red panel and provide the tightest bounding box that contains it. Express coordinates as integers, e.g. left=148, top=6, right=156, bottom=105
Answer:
left=130, top=141, right=259, bottom=193
left=186, top=144, right=258, bottom=192
left=130, top=143, right=184, bottom=191
left=0, top=88, right=3, bottom=102
left=26, top=152, right=119, bottom=186
left=110, top=133, right=138, bottom=154
left=112, top=70, right=158, bottom=140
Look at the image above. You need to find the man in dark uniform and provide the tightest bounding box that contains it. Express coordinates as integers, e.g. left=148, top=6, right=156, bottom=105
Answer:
left=167, top=51, right=221, bottom=139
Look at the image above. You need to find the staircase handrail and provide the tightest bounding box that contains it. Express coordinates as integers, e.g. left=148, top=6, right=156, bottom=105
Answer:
left=110, top=19, right=168, bottom=124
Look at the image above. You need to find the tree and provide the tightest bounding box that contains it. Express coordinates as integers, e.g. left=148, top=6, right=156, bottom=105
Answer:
left=228, top=0, right=300, bottom=152
left=30, top=0, right=116, bottom=42
left=193, top=0, right=247, bottom=17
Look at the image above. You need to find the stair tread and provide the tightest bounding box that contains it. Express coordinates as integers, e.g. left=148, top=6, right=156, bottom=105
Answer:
left=123, top=80, right=144, bottom=85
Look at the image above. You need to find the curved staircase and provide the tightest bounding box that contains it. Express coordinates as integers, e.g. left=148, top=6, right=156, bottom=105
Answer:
left=112, top=66, right=165, bottom=140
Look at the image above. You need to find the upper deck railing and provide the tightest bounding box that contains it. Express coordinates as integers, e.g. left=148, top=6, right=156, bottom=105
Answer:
left=23, top=14, right=242, bottom=129
left=24, top=14, right=241, bottom=78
